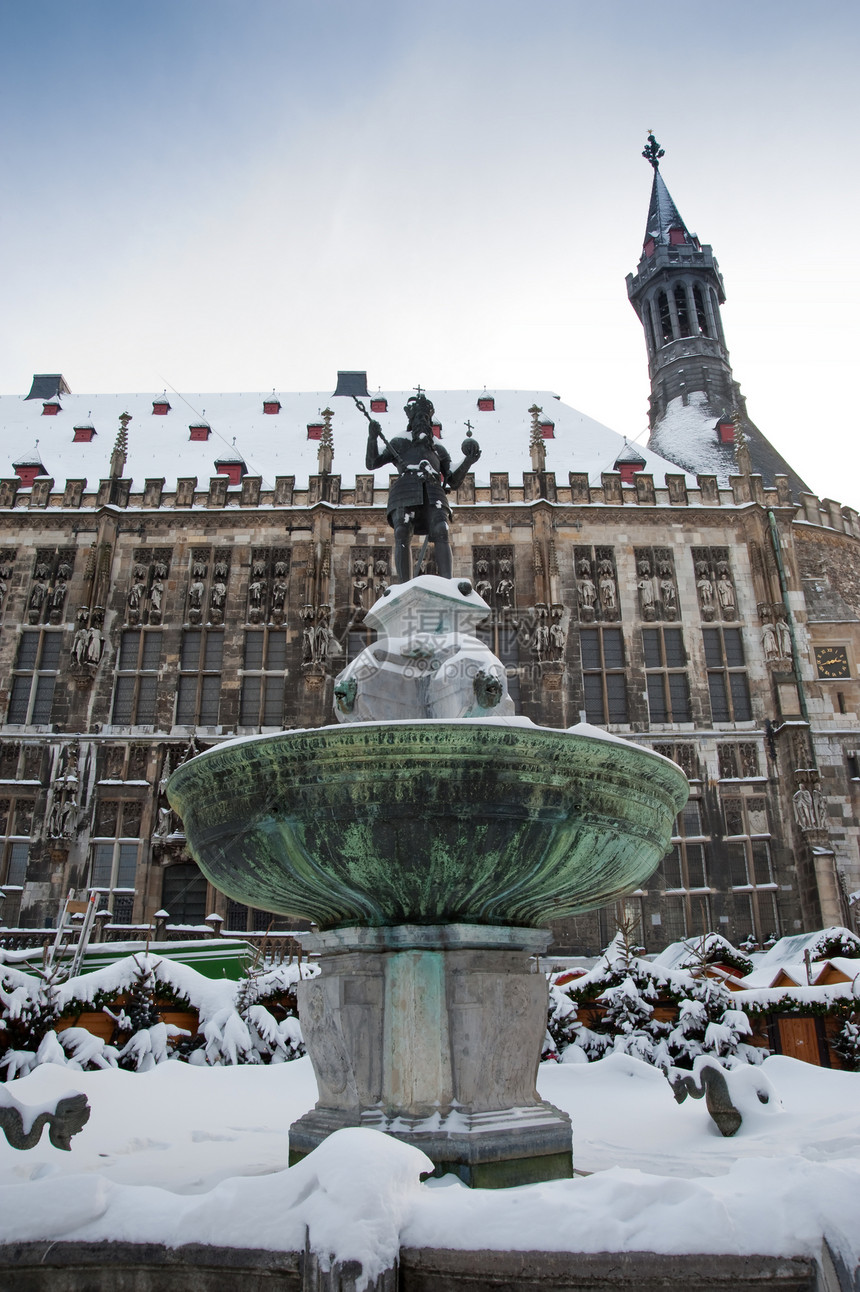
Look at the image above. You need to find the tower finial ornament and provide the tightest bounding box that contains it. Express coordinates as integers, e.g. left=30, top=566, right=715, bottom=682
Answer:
left=642, top=132, right=665, bottom=170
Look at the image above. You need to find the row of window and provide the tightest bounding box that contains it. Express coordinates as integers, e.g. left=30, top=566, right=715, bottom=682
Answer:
left=581, top=625, right=751, bottom=725
left=4, top=625, right=754, bottom=729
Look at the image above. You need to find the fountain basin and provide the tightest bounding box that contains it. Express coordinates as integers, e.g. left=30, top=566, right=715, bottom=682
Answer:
left=167, top=719, right=688, bottom=930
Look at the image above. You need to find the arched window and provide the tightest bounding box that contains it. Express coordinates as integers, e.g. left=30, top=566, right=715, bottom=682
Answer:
left=161, top=862, right=208, bottom=926
left=657, top=292, right=673, bottom=344
left=674, top=284, right=691, bottom=337
left=693, top=284, right=710, bottom=336
left=709, top=288, right=725, bottom=344
left=645, top=302, right=658, bottom=355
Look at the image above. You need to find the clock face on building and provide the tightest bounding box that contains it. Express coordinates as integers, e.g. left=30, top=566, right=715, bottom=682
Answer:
left=814, top=647, right=850, bottom=679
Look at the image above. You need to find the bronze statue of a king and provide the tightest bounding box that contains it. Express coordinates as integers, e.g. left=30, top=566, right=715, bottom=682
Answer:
left=365, top=393, right=481, bottom=581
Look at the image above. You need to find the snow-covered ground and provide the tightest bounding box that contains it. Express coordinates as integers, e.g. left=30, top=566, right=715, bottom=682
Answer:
left=1, top=1053, right=858, bottom=1283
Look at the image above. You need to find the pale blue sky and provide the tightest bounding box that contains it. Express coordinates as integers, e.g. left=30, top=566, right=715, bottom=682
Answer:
left=0, top=1, right=857, bottom=499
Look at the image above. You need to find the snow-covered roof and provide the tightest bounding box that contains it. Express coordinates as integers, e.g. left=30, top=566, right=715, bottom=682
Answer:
left=0, top=385, right=689, bottom=493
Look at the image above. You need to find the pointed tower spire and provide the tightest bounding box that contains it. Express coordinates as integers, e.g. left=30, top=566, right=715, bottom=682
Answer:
left=626, top=136, right=808, bottom=495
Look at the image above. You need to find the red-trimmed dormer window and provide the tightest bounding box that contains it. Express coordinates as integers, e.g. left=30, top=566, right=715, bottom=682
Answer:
left=432, top=422, right=442, bottom=439
left=717, top=421, right=735, bottom=445
left=42, top=399, right=61, bottom=416
left=477, top=395, right=494, bottom=412
left=13, top=464, right=43, bottom=486
left=540, top=419, right=555, bottom=440
left=263, top=399, right=281, bottom=414
left=152, top=399, right=171, bottom=415
left=370, top=397, right=388, bottom=414
left=189, top=423, right=211, bottom=441
left=73, top=425, right=96, bottom=442
left=617, top=463, right=644, bottom=484
left=669, top=228, right=686, bottom=246
left=215, top=462, right=245, bottom=485
left=643, top=237, right=656, bottom=257
left=307, top=423, right=323, bottom=440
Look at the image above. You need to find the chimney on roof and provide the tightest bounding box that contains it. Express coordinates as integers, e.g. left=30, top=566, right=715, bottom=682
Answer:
left=332, top=370, right=369, bottom=399
left=26, top=374, right=71, bottom=401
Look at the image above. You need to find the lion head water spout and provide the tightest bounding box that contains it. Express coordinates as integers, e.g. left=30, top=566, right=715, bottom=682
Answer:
left=168, top=576, right=688, bottom=1186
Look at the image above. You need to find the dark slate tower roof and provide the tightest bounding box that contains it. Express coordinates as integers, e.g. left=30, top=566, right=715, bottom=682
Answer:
left=626, top=138, right=809, bottom=498
left=25, top=374, right=71, bottom=401
left=645, top=170, right=692, bottom=246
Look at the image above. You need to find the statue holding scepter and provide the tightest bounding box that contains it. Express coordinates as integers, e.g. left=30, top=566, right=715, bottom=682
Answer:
left=363, top=392, right=481, bottom=581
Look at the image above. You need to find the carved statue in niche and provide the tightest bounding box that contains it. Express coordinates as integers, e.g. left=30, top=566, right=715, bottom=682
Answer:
left=71, top=625, right=88, bottom=664
left=192, top=558, right=207, bottom=580
left=251, top=558, right=266, bottom=579
left=301, top=605, right=315, bottom=664
left=29, top=581, right=46, bottom=619
left=577, top=573, right=596, bottom=619
left=792, top=783, right=816, bottom=831
left=717, top=572, right=735, bottom=617
left=0, top=576, right=7, bottom=610
left=188, top=580, right=205, bottom=611
left=154, top=754, right=175, bottom=839
left=696, top=562, right=715, bottom=619
left=353, top=558, right=367, bottom=578
left=636, top=559, right=655, bottom=620
left=812, top=786, right=828, bottom=830
left=374, top=557, right=388, bottom=578
left=375, top=578, right=389, bottom=600
left=153, top=560, right=168, bottom=580
left=761, top=618, right=780, bottom=663
left=599, top=569, right=617, bottom=613
left=56, top=561, right=72, bottom=582
left=86, top=626, right=104, bottom=664
left=549, top=607, right=566, bottom=658
left=314, top=606, right=336, bottom=664
left=496, top=574, right=514, bottom=607
left=35, top=561, right=50, bottom=581
left=776, top=618, right=792, bottom=660
left=660, top=577, right=677, bottom=616
left=149, top=579, right=164, bottom=619
left=353, top=578, right=369, bottom=609
left=475, top=577, right=493, bottom=601
left=48, top=745, right=79, bottom=840
left=273, top=560, right=287, bottom=579
left=532, top=605, right=549, bottom=658
left=270, top=581, right=286, bottom=611
left=50, top=576, right=68, bottom=617
left=210, top=582, right=227, bottom=619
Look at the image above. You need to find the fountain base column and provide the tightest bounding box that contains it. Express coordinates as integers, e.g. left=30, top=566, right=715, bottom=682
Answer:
left=290, top=924, right=573, bottom=1188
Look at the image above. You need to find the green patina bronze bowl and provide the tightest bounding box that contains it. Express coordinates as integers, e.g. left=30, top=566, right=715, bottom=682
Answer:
left=167, top=720, right=688, bottom=930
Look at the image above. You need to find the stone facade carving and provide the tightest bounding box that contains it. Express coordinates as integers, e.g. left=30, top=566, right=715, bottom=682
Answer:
left=25, top=549, right=75, bottom=625
left=693, top=547, right=736, bottom=622
left=246, top=547, right=289, bottom=625
left=759, top=603, right=793, bottom=667
left=126, top=549, right=172, bottom=626
left=574, top=546, right=618, bottom=622
left=47, top=743, right=80, bottom=840
left=0, top=551, right=13, bottom=614
left=635, top=547, right=678, bottom=621
left=472, top=546, right=515, bottom=613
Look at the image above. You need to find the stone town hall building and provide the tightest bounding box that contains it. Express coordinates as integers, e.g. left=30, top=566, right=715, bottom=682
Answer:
left=0, top=154, right=858, bottom=955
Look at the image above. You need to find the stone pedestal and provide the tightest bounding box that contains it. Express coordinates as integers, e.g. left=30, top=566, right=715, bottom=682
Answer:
left=290, top=924, right=572, bottom=1188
